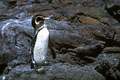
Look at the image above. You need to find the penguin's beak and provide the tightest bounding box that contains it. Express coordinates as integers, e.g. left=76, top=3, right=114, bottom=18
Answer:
left=43, top=15, right=53, bottom=20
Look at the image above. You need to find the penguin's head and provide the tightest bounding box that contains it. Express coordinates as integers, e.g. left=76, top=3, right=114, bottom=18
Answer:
left=32, top=15, right=52, bottom=30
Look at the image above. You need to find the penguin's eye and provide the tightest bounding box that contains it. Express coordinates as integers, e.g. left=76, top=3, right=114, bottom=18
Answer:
left=36, top=17, right=44, bottom=22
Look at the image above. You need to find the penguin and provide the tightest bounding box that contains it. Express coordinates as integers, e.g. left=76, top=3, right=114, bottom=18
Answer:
left=31, top=15, right=56, bottom=69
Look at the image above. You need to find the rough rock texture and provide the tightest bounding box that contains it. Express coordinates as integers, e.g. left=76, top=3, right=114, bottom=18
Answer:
left=0, top=63, right=105, bottom=80
left=0, top=0, right=120, bottom=80
left=0, top=19, right=33, bottom=64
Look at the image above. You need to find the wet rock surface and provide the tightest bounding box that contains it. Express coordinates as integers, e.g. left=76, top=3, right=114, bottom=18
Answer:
left=0, top=0, right=120, bottom=80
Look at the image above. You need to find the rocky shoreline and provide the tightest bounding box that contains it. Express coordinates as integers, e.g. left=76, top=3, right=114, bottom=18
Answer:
left=0, top=0, right=120, bottom=80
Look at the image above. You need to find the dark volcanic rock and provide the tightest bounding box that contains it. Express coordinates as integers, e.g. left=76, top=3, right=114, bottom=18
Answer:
left=103, top=47, right=120, bottom=53
left=95, top=60, right=120, bottom=80
left=93, top=53, right=120, bottom=80
left=0, top=18, right=33, bottom=65
left=0, top=63, right=105, bottom=80
left=0, top=0, right=120, bottom=80
left=46, top=19, right=104, bottom=50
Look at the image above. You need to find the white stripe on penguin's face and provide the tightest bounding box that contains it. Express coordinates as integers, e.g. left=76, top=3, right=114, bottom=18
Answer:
left=35, top=16, right=43, bottom=25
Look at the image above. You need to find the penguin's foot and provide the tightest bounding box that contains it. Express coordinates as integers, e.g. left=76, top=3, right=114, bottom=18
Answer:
left=36, top=67, right=46, bottom=74
left=31, top=60, right=36, bottom=69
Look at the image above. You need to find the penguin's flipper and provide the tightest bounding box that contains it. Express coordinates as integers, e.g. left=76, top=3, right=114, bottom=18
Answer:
left=49, top=36, right=56, bottom=59
left=30, top=32, right=38, bottom=69
left=30, top=41, right=35, bottom=69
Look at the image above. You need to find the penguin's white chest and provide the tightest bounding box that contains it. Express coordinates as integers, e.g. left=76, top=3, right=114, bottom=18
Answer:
left=33, top=28, right=49, bottom=65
